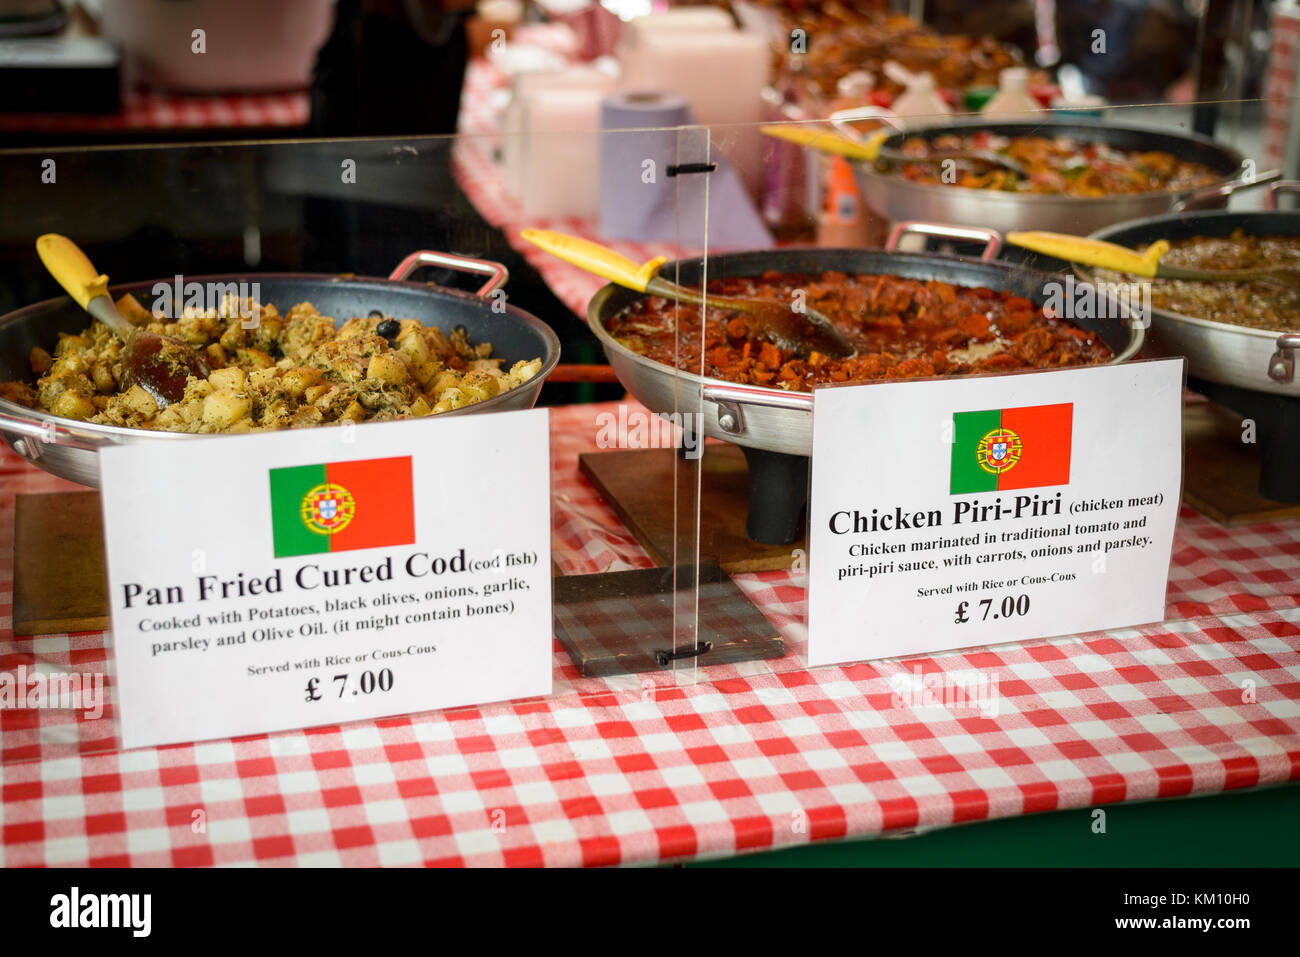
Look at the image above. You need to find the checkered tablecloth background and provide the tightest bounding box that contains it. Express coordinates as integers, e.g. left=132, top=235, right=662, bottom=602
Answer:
left=1, top=400, right=1298, bottom=867
left=0, top=90, right=309, bottom=135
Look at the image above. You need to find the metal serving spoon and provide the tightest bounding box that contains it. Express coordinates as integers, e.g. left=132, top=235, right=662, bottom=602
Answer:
left=1008, top=230, right=1300, bottom=291
left=37, top=234, right=210, bottom=406
left=521, top=229, right=856, bottom=359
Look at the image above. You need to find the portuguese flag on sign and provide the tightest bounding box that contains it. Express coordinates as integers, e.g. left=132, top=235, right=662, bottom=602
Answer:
left=269, top=456, right=415, bottom=558
left=950, top=403, right=1073, bottom=495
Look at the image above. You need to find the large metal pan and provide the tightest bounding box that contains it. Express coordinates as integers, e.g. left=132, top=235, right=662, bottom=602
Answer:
left=1081, top=181, right=1300, bottom=398
left=829, top=113, right=1262, bottom=236
left=587, top=223, right=1143, bottom=458
left=0, top=249, right=561, bottom=487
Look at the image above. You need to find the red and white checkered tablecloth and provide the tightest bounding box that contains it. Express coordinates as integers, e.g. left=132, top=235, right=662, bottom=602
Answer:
left=1, top=400, right=1298, bottom=867
left=0, top=90, right=309, bottom=135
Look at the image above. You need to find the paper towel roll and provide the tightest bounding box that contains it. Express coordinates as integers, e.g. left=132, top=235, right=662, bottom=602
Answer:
left=618, top=29, right=770, bottom=195
left=599, top=91, right=691, bottom=241
left=598, top=91, right=772, bottom=249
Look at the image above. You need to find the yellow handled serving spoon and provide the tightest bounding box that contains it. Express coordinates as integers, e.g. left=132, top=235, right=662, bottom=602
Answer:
left=1008, top=230, right=1300, bottom=291
left=760, top=125, right=1028, bottom=176
left=37, top=234, right=210, bottom=406
left=521, top=229, right=856, bottom=359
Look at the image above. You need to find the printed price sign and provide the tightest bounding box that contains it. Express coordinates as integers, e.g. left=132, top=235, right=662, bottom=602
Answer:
left=807, top=360, right=1183, bottom=667
left=99, top=410, right=552, bottom=748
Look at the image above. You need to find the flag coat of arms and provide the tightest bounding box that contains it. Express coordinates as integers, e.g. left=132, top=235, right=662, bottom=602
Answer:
left=950, top=403, right=1073, bottom=494
left=269, top=455, right=415, bottom=557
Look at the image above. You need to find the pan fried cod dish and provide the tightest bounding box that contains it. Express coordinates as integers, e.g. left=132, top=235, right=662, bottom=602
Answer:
left=0, top=293, right=542, bottom=432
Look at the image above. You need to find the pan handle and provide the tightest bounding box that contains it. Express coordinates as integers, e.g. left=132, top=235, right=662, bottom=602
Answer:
left=1268, top=333, right=1300, bottom=384
left=0, top=407, right=108, bottom=455
left=1172, top=166, right=1281, bottom=213
left=886, top=221, right=1003, bottom=261
left=701, top=383, right=812, bottom=437
left=1266, top=180, right=1300, bottom=210
left=389, top=250, right=509, bottom=298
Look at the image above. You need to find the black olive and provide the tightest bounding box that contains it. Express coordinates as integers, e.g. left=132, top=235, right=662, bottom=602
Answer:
left=376, top=318, right=400, bottom=340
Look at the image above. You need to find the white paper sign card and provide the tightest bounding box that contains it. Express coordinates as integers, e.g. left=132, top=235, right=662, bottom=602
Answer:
left=807, top=360, right=1183, bottom=667
left=99, top=409, right=552, bottom=749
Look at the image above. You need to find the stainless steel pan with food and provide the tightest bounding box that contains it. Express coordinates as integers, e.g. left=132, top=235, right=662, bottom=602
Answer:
left=0, top=249, right=561, bottom=487
left=1062, top=181, right=1300, bottom=398
left=828, top=113, right=1265, bottom=236
left=584, top=223, right=1144, bottom=458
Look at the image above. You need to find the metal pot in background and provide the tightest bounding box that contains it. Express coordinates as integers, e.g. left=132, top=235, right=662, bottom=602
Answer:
left=829, top=113, right=1262, bottom=236
left=0, top=249, right=561, bottom=488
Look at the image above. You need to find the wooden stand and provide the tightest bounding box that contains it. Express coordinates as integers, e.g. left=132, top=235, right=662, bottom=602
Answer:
left=13, top=491, right=109, bottom=636
left=1183, top=401, right=1300, bottom=525
left=579, top=446, right=806, bottom=572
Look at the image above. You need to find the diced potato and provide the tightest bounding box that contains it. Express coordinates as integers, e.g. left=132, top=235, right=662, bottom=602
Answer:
left=459, top=371, right=499, bottom=403
left=510, top=359, right=541, bottom=383
left=29, top=347, right=52, bottom=374
left=50, top=391, right=95, bottom=420
left=408, top=396, right=432, bottom=416
left=202, top=389, right=251, bottom=429
left=236, top=347, right=274, bottom=370
left=115, top=293, right=154, bottom=326
left=204, top=343, right=228, bottom=368
left=219, top=324, right=247, bottom=352
left=304, top=384, right=331, bottom=404
left=339, top=400, right=366, bottom=423
left=366, top=353, right=408, bottom=385
left=207, top=366, right=246, bottom=391
left=89, top=361, right=115, bottom=393
left=281, top=367, right=323, bottom=397
left=397, top=331, right=429, bottom=362
left=121, top=385, right=158, bottom=418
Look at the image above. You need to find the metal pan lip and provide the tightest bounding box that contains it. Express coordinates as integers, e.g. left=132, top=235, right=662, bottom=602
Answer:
left=1083, top=208, right=1300, bottom=343
left=0, top=271, right=562, bottom=441
left=588, top=249, right=1139, bottom=409
left=864, top=118, right=1247, bottom=208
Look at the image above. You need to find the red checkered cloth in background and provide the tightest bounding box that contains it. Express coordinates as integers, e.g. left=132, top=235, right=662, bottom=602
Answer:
left=0, top=90, right=309, bottom=134
left=1, top=401, right=1298, bottom=867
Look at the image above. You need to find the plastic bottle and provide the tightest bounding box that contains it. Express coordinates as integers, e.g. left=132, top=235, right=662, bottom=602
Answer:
left=982, top=67, right=1042, bottom=120
left=883, top=61, right=951, bottom=126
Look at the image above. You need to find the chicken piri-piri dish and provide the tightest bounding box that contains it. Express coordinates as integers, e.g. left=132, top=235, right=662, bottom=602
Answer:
left=606, top=271, right=1112, bottom=389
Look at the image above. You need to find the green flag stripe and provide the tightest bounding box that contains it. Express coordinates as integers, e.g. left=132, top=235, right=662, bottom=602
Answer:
left=951, top=409, right=1002, bottom=494
left=270, top=463, right=329, bottom=558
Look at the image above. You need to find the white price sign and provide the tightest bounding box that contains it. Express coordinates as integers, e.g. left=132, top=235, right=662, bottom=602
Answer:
left=99, top=410, right=553, bottom=749
left=807, top=360, right=1183, bottom=667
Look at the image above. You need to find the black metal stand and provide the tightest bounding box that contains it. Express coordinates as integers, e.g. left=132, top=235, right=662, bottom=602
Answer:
left=1190, top=377, right=1300, bottom=503
left=739, top=446, right=810, bottom=545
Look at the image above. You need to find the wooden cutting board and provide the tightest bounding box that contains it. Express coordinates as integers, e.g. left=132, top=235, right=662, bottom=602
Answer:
left=1183, top=401, right=1300, bottom=525
left=12, top=491, right=110, bottom=636
left=579, top=446, right=806, bottom=572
